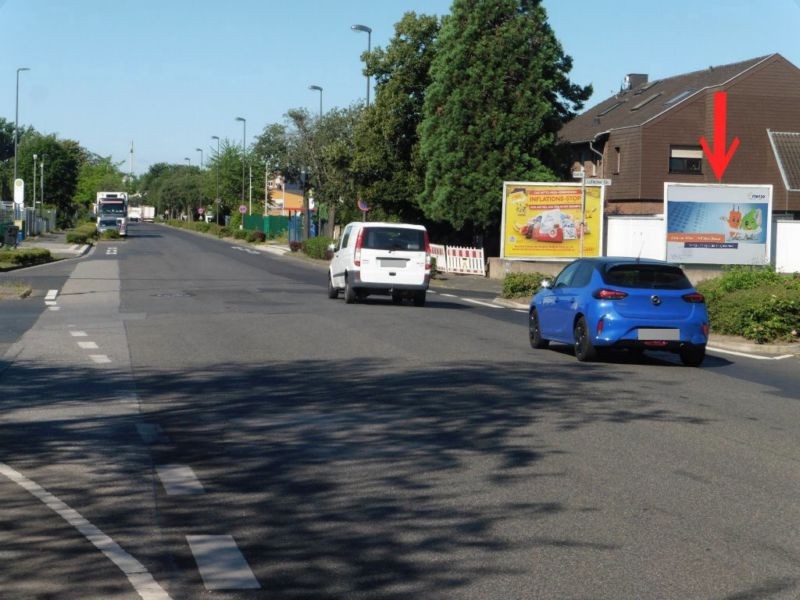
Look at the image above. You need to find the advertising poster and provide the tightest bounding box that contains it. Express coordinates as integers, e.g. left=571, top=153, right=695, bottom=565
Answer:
left=665, top=183, right=772, bottom=265
left=501, top=182, right=603, bottom=259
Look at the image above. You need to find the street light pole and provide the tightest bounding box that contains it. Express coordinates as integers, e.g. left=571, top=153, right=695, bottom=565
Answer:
left=351, top=24, right=372, bottom=106
left=40, top=155, right=45, bottom=224
left=211, top=135, right=220, bottom=225
left=14, top=67, right=30, bottom=183
left=32, top=154, right=37, bottom=226
left=308, top=85, right=323, bottom=118
left=184, top=157, right=191, bottom=165
left=195, top=148, right=204, bottom=168
left=235, top=117, right=246, bottom=213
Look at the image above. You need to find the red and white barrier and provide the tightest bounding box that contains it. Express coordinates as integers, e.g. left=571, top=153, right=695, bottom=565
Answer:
left=429, top=243, right=447, bottom=270
left=445, top=246, right=485, bottom=276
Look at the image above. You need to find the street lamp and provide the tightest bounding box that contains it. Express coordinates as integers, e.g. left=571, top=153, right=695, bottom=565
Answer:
left=40, top=154, right=45, bottom=223
left=184, top=157, right=191, bottom=165
left=235, top=116, right=246, bottom=212
left=211, top=135, right=220, bottom=224
left=32, top=154, right=37, bottom=218
left=308, top=85, right=323, bottom=118
left=351, top=24, right=372, bottom=106
left=14, top=67, right=31, bottom=182
left=195, top=147, right=204, bottom=168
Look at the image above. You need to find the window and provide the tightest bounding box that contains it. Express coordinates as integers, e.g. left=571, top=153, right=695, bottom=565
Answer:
left=602, top=264, right=692, bottom=290
left=669, top=146, right=703, bottom=174
left=554, top=261, right=582, bottom=288
left=614, top=146, right=621, bottom=174
left=362, top=227, right=425, bottom=251
left=340, top=226, right=352, bottom=250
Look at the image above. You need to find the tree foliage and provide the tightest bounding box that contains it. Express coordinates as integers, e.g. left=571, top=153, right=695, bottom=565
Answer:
left=418, top=0, right=591, bottom=235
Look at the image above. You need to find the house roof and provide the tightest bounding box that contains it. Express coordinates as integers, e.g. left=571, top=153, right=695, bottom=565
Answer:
left=560, top=54, right=776, bottom=143
left=768, top=130, right=800, bottom=191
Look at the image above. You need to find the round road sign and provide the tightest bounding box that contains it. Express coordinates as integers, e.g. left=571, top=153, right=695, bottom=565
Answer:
left=239, top=205, right=247, bottom=214
left=198, top=207, right=205, bottom=214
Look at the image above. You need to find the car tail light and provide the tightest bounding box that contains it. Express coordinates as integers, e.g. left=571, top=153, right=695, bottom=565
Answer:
left=354, top=228, right=364, bottom=267
left=682, top=292, right=705, bottom=303
left=701, top=323, right=709, bottom=337
left=593, top=289, right=628, bottom=300
left=424, top=231, right=432, bottom=271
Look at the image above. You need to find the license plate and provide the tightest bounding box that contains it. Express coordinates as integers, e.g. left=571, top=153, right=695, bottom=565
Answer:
left=380, top=258, right=408, bottom=268
left=638, top=328, right=680, bottom=341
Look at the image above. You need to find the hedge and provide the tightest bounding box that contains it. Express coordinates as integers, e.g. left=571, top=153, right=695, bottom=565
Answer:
left=501, top=272, right=549, bottom=299
left=303, top=236, right=334, bottom=260
left=0, top=247, right=53, bottom=267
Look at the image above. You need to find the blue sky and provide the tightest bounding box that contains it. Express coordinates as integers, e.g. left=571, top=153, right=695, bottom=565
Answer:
left=2, top=0, right=798, bottom=174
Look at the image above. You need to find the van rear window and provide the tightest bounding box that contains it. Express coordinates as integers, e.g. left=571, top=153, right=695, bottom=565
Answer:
left=602, top=264, right=692, bottom=289
left=361, top=227, right=425, bottom=251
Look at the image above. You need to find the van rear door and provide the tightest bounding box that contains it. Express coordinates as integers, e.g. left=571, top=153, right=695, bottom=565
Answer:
left=358, top=226, right=427, bottom=286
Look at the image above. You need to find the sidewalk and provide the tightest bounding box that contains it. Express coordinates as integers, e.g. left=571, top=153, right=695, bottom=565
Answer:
left=16, top=231, right=90, bottom=258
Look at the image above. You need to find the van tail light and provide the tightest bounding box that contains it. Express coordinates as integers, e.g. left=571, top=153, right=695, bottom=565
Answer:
left=682, top=292, right=705, bottom=303
left=593, top=289, right=628, bottom=300
left=424, top=231, right=432, bottom=271
left=354, top=228, right=364, bottom=267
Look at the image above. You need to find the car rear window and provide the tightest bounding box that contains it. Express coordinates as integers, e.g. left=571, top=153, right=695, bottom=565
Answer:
left=602, top=264, right=692, bottom=290
left=362, top=227, right=425, bottom=251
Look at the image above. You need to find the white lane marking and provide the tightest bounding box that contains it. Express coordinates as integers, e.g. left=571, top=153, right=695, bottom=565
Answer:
left=78, top=341, right=99, bottom=350
left=428, top=290, right=437, bottom=294
left=462, top=297, right=503, bottom=309
left=187, top=535, right=261, bottom=591
left=106, top=247, right=118, bottom=255
left=156, top=465, right=205, bottom=496
left=48, top=306, right=61, bottom=311
left=89, top=354, right=111, bottom=364
left=70, top=331, right=88, bottom=337
left=440, top=293, right=457, bottom=298
left=515, top=309, right=528, bottom=314
left=45, top=301, right=57, bottom=306
left=707, top=346, right=796, bottom=361
left=0, top=462, right=172, bottom=600
left=45, top=289, right=58, bottom=301
left=136, top=423, right=168, bottom=445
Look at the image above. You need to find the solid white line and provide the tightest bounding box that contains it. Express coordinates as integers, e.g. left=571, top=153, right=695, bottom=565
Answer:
left=89, top=354, right=111, bottom=364
left=45, top=301, right=57, bottom=306
left=462, top=298, right=502, bottom=309
left=45, top=289, right=58, bottom=300
left=70, top=331, right=88, bottom=337
left=48, top=306, right=61, bottom=311
left=187, top=535, right=261, bottom=590
left=707, top=346, right=795, bottom=361
left=440, top=293, right=456, bottom=298
left=0, top=462, right=172, bottom=600
left=78, top=341, right=99, bottom=350
left=514, top=309, right=528, bottom=314
left=156, top=464, right=205, bottom=496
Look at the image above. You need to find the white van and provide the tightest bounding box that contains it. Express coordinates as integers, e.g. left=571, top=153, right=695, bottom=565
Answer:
left=328, top=222, right=431, bottom=306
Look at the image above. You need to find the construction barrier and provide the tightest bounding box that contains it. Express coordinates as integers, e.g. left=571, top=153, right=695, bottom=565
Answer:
left=445, top=245, right=486, bottom=276
left=429, top=244, right=446, bottom=271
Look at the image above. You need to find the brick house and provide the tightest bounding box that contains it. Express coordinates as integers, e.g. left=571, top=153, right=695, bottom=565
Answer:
left=559, top=54, right=800, bottom=216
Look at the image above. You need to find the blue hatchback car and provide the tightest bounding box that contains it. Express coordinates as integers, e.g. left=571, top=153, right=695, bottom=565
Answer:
left=529, top=257, right=709, bottom=366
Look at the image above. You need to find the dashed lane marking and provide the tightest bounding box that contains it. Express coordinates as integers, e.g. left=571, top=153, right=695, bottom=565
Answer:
left=0, top=462, right=172, bottom=600
left=462, top=297, right=503, bottom=309
left=106, top=247, right=118, bottom=255
left=440, top=293, right=456, bottom=298
left=48, top=306, right=61, bottom=311
left=156, top=464, right=205, bottom=496
left=45, top=301, right=57, bottom=306
left=70, top=331, right=88, bottom=337
left=45, top=289, right=58, bottom=301
left=707, top=346, right=796, bottom=361
left=89, top=354, right=111, bottom=364
left=187, top=535, right=261, bottom=591
left=77, top=341, right=99, bottom=350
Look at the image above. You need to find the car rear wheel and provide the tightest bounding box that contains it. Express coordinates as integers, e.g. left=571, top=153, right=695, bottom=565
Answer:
left=529, top=309, right=549, bottom=349
left=574, top=316, right=598, bottom=362
left=327, top=275, right=339, bottom=299
left=344, top=277, right=357, bottom=304
left=413, top=291, right=426, bottom=307
left=680, top=344, right=705, bottom=367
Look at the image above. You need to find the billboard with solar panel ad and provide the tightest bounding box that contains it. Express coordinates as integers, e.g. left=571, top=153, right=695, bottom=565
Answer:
left=664, top=183, right=772, bottom=265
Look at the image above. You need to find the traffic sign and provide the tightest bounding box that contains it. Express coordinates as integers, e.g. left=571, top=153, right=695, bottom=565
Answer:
left=198, top=207, right=205, bottom=214
left=239, top=205, right=247, bottom=214
left=584, top=178, right=612, bottom=186
left=572, top=170, right=585, bottom=179
left=13, top=179, right=24, bottom=205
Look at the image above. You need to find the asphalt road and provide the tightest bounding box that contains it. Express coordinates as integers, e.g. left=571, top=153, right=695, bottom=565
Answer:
left=1, top=222, right=798, bottom=599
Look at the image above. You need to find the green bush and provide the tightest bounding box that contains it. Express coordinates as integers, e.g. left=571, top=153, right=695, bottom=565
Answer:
left=303, top=236, right=334, bottom=260
left=66, top=223, right=97, bottom=244
left=705, top=283, right=800, bottom=343
left=502, top=272, right=548, bottom=299
left=246, top=230, right=266, bottom=243
left=233, top=228, right=249, bottom=240
left=217, top=226, right=232, bottom=238
left=100, top=229, right=120, bottom=240
left=0, top=247, right=53, bottom=267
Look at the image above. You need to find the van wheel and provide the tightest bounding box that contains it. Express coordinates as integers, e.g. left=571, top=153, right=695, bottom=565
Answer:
left=413, top=291, right=426, bottom=307
left=327, top=275, right=338, bottom=299
left=391, top=292, right=403, bottom=305
left=344, top=277, right=357, bottom=304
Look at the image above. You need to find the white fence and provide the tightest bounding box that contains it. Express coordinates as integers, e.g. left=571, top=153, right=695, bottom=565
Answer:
left=775, top=220, right=800, bottom=273
left=430, top=243, right=486, bottom=276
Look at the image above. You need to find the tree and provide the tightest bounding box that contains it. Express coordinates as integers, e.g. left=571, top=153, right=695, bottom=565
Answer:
left=418, top=0, right=591, bottom=243
left=353, top=12, right=440, bottom=224
left=73, top=153, right=126, bottom=214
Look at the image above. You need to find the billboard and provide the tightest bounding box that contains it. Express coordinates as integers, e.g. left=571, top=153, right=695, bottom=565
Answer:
left=501, top=182, right=604, bottom=259
left=665, top=183, right=772, bottom=265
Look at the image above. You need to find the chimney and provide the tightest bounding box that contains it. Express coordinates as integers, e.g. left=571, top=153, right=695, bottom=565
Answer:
left=624, top=73, right=649, bottom=90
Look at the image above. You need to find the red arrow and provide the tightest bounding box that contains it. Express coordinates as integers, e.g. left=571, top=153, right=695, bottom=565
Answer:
left=699, top=91, right=740, bottom=181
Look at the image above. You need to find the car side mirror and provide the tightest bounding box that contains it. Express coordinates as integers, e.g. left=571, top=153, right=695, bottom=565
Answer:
left=540, top=279, right=552, bottom=289
left=327, top=243, right=336, bottom=252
